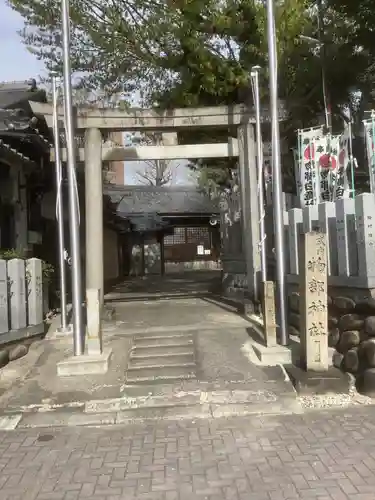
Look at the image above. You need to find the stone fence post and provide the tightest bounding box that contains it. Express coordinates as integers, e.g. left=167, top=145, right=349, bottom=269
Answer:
left=26, top=258, right=43, bottom=326
left=8, top=259, right=27, bottom=330
left=0, top=260, right=8, bottom=334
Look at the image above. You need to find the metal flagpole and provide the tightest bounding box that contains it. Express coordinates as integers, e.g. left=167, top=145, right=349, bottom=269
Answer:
left=251, top=66, right=267, bottom=283
left=52, top=75, right=70, bottom=333
left=266, top=0, right=288, bottom=345
left=347, top=111, right=355, bottom=198
left=61, top=0, right=84, bottom=355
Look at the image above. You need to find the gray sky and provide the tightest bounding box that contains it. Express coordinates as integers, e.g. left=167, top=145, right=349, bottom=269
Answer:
left=0, top=3, right=46, bottom=81
left=0, top=2, right=196, bottom=186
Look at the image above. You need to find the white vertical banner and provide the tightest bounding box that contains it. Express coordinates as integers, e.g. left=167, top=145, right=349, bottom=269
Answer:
left=333, top=129, right=351, bottom=200
left=299, top=126, right=324, bottom=206
left=364, top=115, right=375, bottom=194
left=315, top=135, right=339, bottom=201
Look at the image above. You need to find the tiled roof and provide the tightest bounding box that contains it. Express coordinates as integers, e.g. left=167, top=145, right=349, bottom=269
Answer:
left=104, top=185, right=219, bottom=216
left=0, top=79, right=45, bottom=110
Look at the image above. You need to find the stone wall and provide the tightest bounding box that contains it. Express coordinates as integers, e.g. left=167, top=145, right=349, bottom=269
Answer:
left=221, top=258, right=247, bottom=301
left=287, top=284, right=375, bottom=395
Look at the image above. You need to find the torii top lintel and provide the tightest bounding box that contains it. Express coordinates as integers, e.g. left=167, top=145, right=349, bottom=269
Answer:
left=29, top=101, right=287, bottom=131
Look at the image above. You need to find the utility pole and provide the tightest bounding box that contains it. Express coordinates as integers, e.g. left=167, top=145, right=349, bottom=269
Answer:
left=52, top=75, right=70, bottom=334
left=251, top=66, right=267, bottom=283
left=317, top=0, right=331, bottom=133
left=266, top=0, right=288, bottom=345
left=61, top=0, right=85, bottom=355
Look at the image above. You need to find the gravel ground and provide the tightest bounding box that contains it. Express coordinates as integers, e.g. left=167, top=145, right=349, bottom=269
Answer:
left=298, top=385, right=374, bottom=410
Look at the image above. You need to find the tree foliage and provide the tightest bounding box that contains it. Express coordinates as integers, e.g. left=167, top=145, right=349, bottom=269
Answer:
left=126, top=132, right=178, bottom=186
left=136, top=159, right=177, bottom=187
left=7, top=0, right=375, bottom=190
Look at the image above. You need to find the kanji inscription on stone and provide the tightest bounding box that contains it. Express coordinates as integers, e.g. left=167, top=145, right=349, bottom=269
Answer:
left=0, top=260, right=8, bottom=334
left=26, top=258, right=43, bottom=326
left=8, top=259, right=27, bottom=331
left=299, top=232, right=329, bottom=371
left=263, top=281, right=277, bottom=347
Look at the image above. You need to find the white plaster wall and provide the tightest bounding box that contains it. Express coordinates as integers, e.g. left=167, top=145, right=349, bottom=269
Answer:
left=103, top=228, right=119, bottom=281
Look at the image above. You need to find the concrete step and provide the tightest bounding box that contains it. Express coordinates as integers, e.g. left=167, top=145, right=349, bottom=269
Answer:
left=128, top=362, right=195, bottom=372
left=126, top=365, right=196, bottom=384
left=133, top=336, right=194, bottom=348
left=134, top=331, right=195, bottom=339
left=129, top=354, right=195, bottom=368
left=131, top=345, right=194, bottom=357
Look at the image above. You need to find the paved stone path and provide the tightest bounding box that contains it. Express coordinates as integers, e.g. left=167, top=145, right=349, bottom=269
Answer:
left=1, top=405, right=375, bottom=499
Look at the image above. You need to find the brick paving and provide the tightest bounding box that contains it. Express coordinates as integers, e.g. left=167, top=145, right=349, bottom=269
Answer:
left=1, top=406, right=375, bottom=499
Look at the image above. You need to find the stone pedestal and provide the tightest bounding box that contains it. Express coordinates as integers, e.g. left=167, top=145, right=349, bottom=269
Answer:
left=57, top=288, right=112, bottom=376
left=57, top=348, right=112, bottom=376
left=251, top=342, right=292, bottom=366
left=284, top=364, right=350, bottom=395
left=299, top=231, right=329, bottom=371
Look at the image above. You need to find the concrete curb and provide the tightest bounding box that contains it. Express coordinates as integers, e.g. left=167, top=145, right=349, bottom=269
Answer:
left=0, top=388, right=303, bottom=430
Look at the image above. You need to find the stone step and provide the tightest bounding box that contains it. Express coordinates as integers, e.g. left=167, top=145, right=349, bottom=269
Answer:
left=134, top=331, right=194, bottom=339
left=126, top=365, right=196, bottom=384
left=131, top=345, right=194, bottom=357
left=128, top=361, right=195, bottom=372
left=133, top=336, right=194, bottom=348
left=129, top=354, right=195, bottom=368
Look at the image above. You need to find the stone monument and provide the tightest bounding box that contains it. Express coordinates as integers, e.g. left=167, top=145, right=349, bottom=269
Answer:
left=263, top=281, right=277, bottom=347
left=251, top=280, right=292, bottom=365
left=299, top=231, right=329, bottom=371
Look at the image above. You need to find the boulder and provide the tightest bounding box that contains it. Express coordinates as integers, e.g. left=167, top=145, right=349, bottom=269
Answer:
left=359, top=368, right=375, bottom=397
left=338, top=314, right=364, bottom=332
left=355, top=298, right=375, bottom=315
left=328, top=316, right=338, bottom=329
left=9, top=344, right=29, bottom=362
left=364, top=316, right=375, bottom=337
left=337, top=330, right=360, bottom=354
left=289, top=313, right=300, bottom=329
left=0, top=350, right=9, bottom=369
left=333, top=296, right=356, bottom=313
left=332, top=351, right=344, bottom=369
left=343, top=349, right=359, bottom=373
left=360, top=339, right=375, bottom=368
left=289, top=292, right=300, bottom=312
left=328, top=328, right=340, bottom=348
left=360, top=330, right=370, bottom=343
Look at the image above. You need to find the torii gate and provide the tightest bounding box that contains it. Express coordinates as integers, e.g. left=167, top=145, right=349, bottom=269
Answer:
left=30, top=102, right=261, bottom=371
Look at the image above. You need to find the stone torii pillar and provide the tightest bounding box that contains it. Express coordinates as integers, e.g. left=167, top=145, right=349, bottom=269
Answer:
left=57, top=127, right=112, bottom=375
left=237, top=122, right=261, bottom=307
left=84, top=128, right=104, bottom=305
